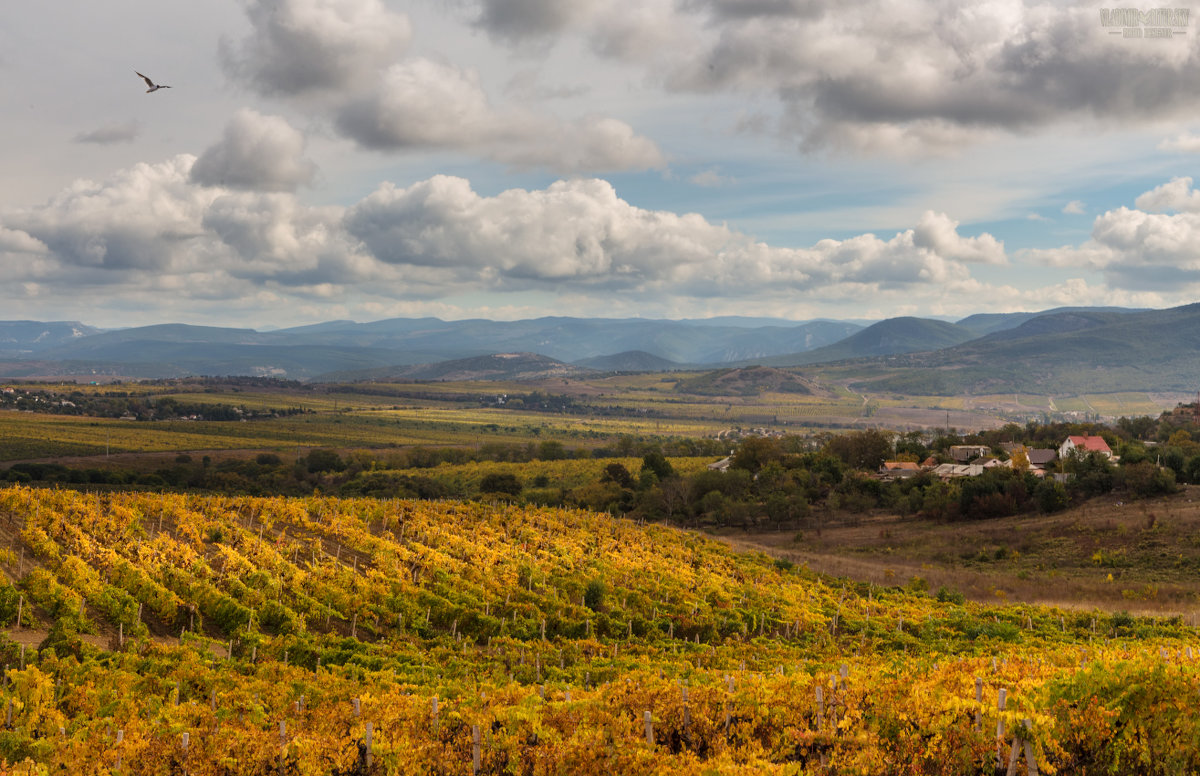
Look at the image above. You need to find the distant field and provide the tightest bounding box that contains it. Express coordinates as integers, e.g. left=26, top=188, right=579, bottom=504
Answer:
left=1, top=376, right=1188, bottom=463
left=381, top=455, right=716, bottom=494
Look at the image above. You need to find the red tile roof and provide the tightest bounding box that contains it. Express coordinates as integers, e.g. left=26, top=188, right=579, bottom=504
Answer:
left=1067, top=435, right=1111, bottom=453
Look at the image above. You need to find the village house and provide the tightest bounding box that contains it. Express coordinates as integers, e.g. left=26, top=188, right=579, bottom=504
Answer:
left=1001, top=442, right=1057, bottom=472
left=706, top=456, right=733, bottom=472
left=932, top=462, right=984, bottom=478
left=1058, top=434, right=1113, bottom=460
left=949, top=444, right=991, bottom=463
left=1026, top=448, right=1057, bottom=471
left=879, top=461, right=921, bottom=479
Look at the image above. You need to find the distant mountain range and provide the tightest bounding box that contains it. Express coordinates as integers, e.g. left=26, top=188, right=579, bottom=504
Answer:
left=0, top=316, right=862, bottom=380
left=3, top=304, right=1196, bottom=394
left=754, top=317, right=979, bottom=367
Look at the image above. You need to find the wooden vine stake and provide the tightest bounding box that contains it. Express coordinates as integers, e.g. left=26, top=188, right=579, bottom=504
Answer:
left=278, top=721, right=287, bottom=776
left=644, top=711, right=654, bottom=746
left=724, top=675, right=734, bottom=731
left=974, top=677, right=983, bottom=731
left=1005, top=719, right=1039, bottom=776
left=995, top=688, right=1007, bottom=772
left=472, top=724, right=482, bottom=775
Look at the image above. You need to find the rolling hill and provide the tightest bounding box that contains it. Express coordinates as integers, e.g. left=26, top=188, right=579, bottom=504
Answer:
left=755, top=317, right=977, bottom=367
left=852, top=303, right=1200, bottom=394
left=320, top=352, right=592, bottom=383
left=5, top=304, right=1199, bottom=395
left=573, top=350, right=684, bottom=372
left=673, top=365, right=818, bottom=396
left=0, top=320, right=100, bottom=357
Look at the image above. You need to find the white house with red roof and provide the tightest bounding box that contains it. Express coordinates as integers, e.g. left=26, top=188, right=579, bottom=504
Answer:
left=1058, top=434, right=1113, bottom=460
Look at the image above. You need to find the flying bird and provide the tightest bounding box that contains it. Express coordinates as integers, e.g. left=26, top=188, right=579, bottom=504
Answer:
left=135, top=71, right=171, bottom=93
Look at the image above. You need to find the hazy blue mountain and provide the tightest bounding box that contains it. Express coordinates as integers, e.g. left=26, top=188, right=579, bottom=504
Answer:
left=4, top=317, right=862, bottom=377
left=954, top=306, right=1142, bottom=338
left=4, top=305, right=1195, bottom=392
left=0, top=320, right=100, bottom=356
left=855, top=303, right=1200, bottom=394
left=573, top=351, right=683, bottom=372
left=754, top=317, right=977, bottom=367
left=321, top=353, right=591, bottom=383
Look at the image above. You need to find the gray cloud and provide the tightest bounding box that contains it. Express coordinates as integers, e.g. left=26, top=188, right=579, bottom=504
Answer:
left=691, top=0, right=827, bottom=20
left=472, top=0, right=1200, bottom=153
left=191, top=109, right=317, bottom=192
left=503, top=69, right=590, bottom=101
left=10, top=156, right=219, bottom=273
left=220, top=0, right=411, bottom=96
left=335, top=58, right=664, bottom=173
left=475, top=0, right=596, bottom=43
left=0, top=227, right=47, bottom=255
left=220, top=1, right=661, bottom=174
left=73, top=121, right=140, bottom=145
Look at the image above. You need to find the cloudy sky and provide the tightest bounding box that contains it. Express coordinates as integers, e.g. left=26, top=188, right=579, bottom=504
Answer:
left=3, top=0, right=1200, bottom=328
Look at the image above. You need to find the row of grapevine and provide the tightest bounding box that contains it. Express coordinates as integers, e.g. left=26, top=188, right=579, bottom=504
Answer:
left=0, top=485, right=1194, bottom=773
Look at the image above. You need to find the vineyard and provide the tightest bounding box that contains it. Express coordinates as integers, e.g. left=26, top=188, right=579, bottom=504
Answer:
left=0, top=485, right=1194, bottom=773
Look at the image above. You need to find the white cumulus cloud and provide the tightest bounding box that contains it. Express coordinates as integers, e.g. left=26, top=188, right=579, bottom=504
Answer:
left=335, top=58, right=664, bottom=173
left=191, top=110, right=318, bottom=192
left=220, top=0, right=412, bottom=97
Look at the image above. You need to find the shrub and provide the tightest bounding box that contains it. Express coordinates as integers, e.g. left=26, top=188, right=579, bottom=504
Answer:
left=583, top=580, right=606, bottom=612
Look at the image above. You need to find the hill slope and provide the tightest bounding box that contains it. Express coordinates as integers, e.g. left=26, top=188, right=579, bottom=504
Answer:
left=673, top=365, right=816, bottom=396
left=856, top=302, right=1200, bottom=394
left=954, top=306, right=1142, bottom=337
left=322, top=352, right=593, bottom=382
left=0, top=486, right=1193, bottom=773
left=574, top=350, right=684, bottom=372
left=757, top=317, right=977, bottom=367
left=0, top=320, right=100, bottom=357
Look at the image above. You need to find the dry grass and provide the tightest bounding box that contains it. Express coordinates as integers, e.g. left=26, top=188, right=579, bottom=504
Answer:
left=727, top=486, right=1200, bottom=617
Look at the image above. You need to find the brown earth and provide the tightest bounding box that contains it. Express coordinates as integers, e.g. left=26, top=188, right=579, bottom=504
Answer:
left=724, top=485, right=1200, bottom=618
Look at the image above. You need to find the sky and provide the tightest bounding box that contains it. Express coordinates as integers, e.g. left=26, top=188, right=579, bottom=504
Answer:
left=3, top=1, right=1200, bottom=329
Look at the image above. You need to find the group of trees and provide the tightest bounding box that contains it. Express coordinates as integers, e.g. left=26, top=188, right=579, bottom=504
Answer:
left=5, top=415, right=1197, bottom=530
left=0, top=387, right=307, bottom=422
left=527, top=420, right=1189, bottom=530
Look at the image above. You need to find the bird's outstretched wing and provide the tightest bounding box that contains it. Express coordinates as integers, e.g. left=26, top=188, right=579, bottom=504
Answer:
left=135, top=71, right=170, bottom=91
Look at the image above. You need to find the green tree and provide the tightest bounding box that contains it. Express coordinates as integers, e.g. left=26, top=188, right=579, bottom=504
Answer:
left=305, top=449, right=345, bottom=473
left=1035, top=478, right=1069, bottom=513
left=824, top=429, right=895, bottom=471
left=731, top=437, right=783, bottom=475
left=600, top=463, right=634, bottom=489
left=479, top=472, right=522, bottom=498
left=640, top=450, right=675, bottom=481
